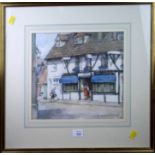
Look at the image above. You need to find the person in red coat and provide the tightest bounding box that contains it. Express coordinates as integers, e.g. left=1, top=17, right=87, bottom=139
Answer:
left=83, top=85, right=90, bottom=100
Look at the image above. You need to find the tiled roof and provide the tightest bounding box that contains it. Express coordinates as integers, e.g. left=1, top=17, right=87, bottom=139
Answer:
left=45, top=33, right=123, bottom=60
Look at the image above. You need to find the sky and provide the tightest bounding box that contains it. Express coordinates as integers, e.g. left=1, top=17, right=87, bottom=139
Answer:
left=36, top=33, right=57, bottom=59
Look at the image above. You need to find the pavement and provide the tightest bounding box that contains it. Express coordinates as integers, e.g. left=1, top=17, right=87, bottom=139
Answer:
left=32, top=99, right=123, bottom=119
left=38, top=99, right=122, bottom=106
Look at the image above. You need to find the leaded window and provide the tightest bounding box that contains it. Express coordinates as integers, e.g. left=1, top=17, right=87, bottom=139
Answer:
left=63, top=84, right=78, bottom=92
left=92, top=83, right=115, bottom=93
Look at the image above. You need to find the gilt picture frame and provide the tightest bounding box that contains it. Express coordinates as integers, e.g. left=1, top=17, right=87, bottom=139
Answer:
left=0, top=2, right=155, bottom=153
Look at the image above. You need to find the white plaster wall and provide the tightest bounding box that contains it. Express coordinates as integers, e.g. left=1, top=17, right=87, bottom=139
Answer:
left=61, top=92, right=79, bottom=100
left=68, top=57, right=76, bottom=73
left=79, top=57, right=86, bottom=71
left=93, top=95, right=118, bottom=103
left=106, top=95, right=119, bottom=103
left=93, top=95, right=104, bottom=102
left=63, top=94, right=69, bottom=100
left=92, top=55, right=100, bottom=70
left=71, top=92, right=79, bottom=100
left=47, top=60, right=64, bottom=99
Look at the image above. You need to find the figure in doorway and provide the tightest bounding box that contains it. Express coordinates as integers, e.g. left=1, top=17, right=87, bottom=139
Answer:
left=83, top=84, right=90, bottom=100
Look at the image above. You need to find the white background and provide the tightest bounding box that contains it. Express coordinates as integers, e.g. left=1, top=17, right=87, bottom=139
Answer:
left=5, top=5, right=151, bottom=148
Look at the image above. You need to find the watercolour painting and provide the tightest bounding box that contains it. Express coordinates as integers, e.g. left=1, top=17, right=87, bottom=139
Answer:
left=31, top=31, right=124, bottom=120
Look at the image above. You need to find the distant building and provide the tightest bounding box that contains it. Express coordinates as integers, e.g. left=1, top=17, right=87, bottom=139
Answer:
left=32, top=42, right=48, bottom=101
left=37, top=64, right=47, bottom=100
left=45, top=32, right=124, bottom=104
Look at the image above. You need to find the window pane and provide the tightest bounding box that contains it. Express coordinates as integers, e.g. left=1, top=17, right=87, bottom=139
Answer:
left=93, top=83, right=115, bottom=93
left=63, top=84, right=78, bottom=92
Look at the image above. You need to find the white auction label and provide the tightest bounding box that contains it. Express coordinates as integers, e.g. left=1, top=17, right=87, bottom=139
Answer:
left=72, top=129, right=84, bottom=137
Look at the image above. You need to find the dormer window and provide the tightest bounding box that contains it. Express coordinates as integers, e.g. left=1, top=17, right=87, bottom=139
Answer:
left=73, top=33, right=91, bottom=45
left=74, top=36, right=83, bottom=45
left=73, top=33, right=85, bottom=45
left=55, top=38, right=66, bottom=47
left=117, top=32, right=124, bottom=40
left=84, top=35, right=90, bottom=43
left=112, top=32, right=124, bottom=41
left=55, top=34, right=68, bottom=47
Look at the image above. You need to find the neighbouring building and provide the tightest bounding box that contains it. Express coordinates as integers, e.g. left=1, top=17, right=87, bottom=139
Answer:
left=32, top=38, right=48, bottom=101
left=45, top=32, right=124, bottom=104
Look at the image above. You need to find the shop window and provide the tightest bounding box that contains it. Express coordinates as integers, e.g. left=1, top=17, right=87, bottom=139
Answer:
left=63, top=84, right=78, bottom=92
left=92, top=83, right=115, bottom=93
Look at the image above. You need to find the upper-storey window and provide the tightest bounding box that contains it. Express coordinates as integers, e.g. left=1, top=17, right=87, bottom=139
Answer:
left=55, top=38, right=66, bottom=47
left=117, top=32, right=124, bottom=40
left=73, top=33, right=90, bottom=45
left=74, top=35, right=83, bottom=45
left=112, top=32, right=124, bottom=41
left=55, top=34, right=69, bottom=47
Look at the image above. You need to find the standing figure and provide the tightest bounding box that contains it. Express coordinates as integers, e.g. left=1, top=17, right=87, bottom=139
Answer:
left=50, top=88, right=57, bottom=100
left=83, top=85, right=90, bottom=100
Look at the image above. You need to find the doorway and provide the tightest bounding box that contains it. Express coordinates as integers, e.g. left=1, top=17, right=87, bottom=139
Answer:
left=80, top=78, right=92, bottom=100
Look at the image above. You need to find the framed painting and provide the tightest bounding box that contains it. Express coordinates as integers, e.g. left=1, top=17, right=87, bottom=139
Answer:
left=0, top=2, right=155, bottom=152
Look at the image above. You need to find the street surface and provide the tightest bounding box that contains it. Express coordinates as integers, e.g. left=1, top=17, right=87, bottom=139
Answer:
left=32, top=100, right=123, bottom=119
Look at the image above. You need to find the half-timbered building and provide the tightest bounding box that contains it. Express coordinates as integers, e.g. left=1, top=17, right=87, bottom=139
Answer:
left=45, top=32, right=123, bottom=104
